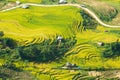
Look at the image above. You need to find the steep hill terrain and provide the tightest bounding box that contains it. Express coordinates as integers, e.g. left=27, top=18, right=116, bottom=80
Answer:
left=100, top=0, right=120, bottom=25
left=0, top=6, right=82, bottom=45
left=76, top=0, right=118, bottom=22
left=0, top=0, right=120, bottom=80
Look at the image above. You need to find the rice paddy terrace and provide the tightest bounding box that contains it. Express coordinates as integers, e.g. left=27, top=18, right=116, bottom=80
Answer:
left=0, top=0, right=120, bottom=80
left=0, top=5, right=82, bottom=46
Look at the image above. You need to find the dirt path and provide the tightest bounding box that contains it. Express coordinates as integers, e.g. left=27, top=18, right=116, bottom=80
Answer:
left=0, top=3, right=120, bottom=28
left=88, top=70, right=120, bottom=78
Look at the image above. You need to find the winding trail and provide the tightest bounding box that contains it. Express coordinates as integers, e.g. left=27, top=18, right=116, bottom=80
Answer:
left=1, top=3, right=120, bottom=28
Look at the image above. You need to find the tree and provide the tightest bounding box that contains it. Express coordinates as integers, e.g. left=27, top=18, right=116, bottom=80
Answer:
left=3, top=48, right=21, bottom=69
left=19, top=38, right=76, bottom=62
left=0, top=31, right=4, bottom=37
left=103, top=39, right=120, bottom=58
left=80, top=10, right=97, bottom=30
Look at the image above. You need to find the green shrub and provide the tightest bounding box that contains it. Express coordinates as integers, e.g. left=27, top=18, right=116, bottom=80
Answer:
left=102, top=39, right=120, bottom=58
left=80, top=10, right=97, bottom=30
left=0, top=38, right=17, bottom=49
left=0, top=31, right=4, bottom=37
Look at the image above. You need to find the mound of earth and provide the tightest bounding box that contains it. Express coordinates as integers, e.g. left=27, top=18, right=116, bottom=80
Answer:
left=77, top=0, right=117, bottom=21
left=0, top=67, right=36, bottom=80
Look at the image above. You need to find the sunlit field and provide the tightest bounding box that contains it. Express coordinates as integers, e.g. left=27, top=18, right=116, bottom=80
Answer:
left=0, top=6, right=82, bottom=45
left=1, top=0, right=120, bottom=79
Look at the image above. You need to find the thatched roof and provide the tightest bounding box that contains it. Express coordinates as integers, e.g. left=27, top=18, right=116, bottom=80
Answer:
left=16, top=1, right=21, bottom=5
left=57, top=36, right=63, bottom=40
left=59, top=0, right=67, bottom=4
left=22, top=5, right=29, bottom=9
left=65, top=62, right=72, bottom=67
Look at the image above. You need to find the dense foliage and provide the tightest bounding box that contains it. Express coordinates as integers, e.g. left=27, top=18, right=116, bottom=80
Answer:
left=19, top=38, right=77, bottom=62
left=103, top=39, right=120, bottom=58
left=0, top=31, right=4, bottom=37
left=0, top=38, right=17, bottom=49
left=0, top=33, right=76, bottom=63
left=109, top=30, right=120, bottom=35
left=80, top=10, right=97, bottom=30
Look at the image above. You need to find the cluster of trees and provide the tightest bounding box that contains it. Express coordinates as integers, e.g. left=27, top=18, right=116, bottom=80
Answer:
left=0, top=31, right=19, bottom=69
left=0, top=31, right=17, bottom=57
left=80, top=10, right=98, bottom=30
left=19, top=38, right=77, bottom=62
left=0, top=38, right=17, bottom=49
left=103, top=39, right=120, bottom=58
left=0, top=31, right=77, bottom=65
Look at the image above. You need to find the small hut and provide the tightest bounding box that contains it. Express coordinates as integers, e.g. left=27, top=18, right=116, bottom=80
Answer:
left=65, top=62, right=72, bottom=67
left=22, top=5, right=29, bottom=9
left=16, top=0, right=21, bottom=5
left=97, top=42, right=104, bottom=46
left=59, top=0, right=67, bottom=4
left=57, top=36, right=63, bottom=42
left=62, top=62, right=80, bottom=70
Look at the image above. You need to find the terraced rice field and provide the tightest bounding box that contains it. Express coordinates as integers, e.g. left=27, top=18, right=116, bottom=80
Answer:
left=1, top=1, right=120, bottom=79
left=0, top=6, right=82, bottom=45
left=65, top=26, right=120, bottom=68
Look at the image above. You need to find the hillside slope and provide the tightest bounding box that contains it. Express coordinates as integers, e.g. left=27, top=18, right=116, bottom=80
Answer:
left=76, top=0, right=118, bottom=22
left=0, top=6, right=82, bottom=45
left=1, top=1, right=120, bottom=80
left=100, top=0, right=120, bottom=25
